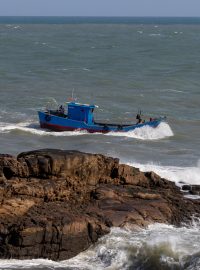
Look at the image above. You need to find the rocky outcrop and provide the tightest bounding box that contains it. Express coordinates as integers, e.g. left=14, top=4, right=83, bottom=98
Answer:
left=0, top=149, right=199, bottom=260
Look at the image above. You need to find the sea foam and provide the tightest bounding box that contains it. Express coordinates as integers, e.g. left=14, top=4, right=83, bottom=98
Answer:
left=107, top=122, right=174, bottom=140
left=126, top=160, right=200, bottom=186
left=0, top=122, right=88, bottom=137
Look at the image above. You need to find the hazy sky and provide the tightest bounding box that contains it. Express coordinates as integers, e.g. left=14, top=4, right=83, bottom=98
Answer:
left=0, top=0, right=200, bottom=17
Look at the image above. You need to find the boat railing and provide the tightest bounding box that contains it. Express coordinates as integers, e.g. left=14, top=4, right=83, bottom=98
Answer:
left=94, top=121, right=135, bottom=127
left=46, top=110, right=68, bottom=118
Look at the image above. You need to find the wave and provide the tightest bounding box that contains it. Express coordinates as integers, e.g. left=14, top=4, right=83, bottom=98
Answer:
left=0, top=122, right=88, bottom=137
left=106, top=122, right=174, bottom=140
left=0, top=121, right=173, bottom=140
left=126, top=160, right=200, bottom=186
left=149, top=33, right=162, bottom=37
left=161, top=88, right=185, bottom=93
left=1, top=221, right=200, bottom=269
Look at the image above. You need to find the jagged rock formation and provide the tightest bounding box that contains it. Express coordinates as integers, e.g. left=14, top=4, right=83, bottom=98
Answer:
left=0, top=149, right=199, bottom=260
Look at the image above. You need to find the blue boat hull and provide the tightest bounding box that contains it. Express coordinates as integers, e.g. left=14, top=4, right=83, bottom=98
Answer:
left=38, top=111, right=164, bottom=133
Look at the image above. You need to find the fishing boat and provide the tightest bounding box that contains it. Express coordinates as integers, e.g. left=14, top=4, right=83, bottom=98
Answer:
left=38, top=101, right=166, bottom=133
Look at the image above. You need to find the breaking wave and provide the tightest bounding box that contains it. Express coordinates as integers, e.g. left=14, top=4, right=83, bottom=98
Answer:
left=107, top=122, right=174, bottom=140
left=126, top=160, right=200, bottom=186
left=1, top=221, right=200, bottom=269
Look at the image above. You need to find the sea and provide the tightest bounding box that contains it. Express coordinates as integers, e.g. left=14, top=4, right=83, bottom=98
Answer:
left=0, top=16, right=200, bottom=269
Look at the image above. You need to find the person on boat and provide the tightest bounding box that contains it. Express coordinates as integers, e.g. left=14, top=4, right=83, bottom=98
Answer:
left=136, top=113, right=142, bottom=124
left=58, top=105, right=65, bottom=116
left=150, top=117, right=155, bottom=122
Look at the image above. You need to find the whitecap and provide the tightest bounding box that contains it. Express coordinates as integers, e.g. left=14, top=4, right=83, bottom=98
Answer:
left=0, top=258, right=60, bottom=269
left=126, top=160, right=200, bottom=186
left=161, top=88, right=185, bottom=93
left=13, top=26, right=20, bottom=29
left=0, top=122, right=89, bottom=137
left=106, top=122, right=174, bottom=140
left=149, top=33, right=161, bottom=37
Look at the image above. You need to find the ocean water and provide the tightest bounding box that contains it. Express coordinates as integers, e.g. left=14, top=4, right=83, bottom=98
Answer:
left=0, top=17, right=200, bottom=269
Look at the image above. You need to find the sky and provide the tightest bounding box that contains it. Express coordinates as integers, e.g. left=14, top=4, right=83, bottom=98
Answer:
left=0, top=0, right=200, bottom=17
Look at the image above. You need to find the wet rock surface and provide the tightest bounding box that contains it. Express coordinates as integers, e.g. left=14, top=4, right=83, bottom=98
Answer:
left=0, top=149, right=199, bottom=260
left=182, top=184, right=200, bottom=195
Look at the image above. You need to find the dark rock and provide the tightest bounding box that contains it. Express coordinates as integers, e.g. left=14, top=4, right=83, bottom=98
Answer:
left=182, top=185, right=200, bottom=195
left=189, top=185, right=200, bottom=195
left=182, top=185, right=191, bottom=191
left=0, top=149, right=199, bottom=260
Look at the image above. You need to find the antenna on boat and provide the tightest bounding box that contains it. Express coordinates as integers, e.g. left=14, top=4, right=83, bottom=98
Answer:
left=45, top=98, right=58, bottom=111
left=67, top=88, right=77, bottom=102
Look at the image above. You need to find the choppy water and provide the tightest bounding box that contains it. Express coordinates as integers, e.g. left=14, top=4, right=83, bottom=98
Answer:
left=0, top=17, right=200, bottom=269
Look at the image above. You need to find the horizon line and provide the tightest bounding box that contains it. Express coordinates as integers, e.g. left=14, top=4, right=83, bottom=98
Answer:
left=0, top=15, right=200, bottom=18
